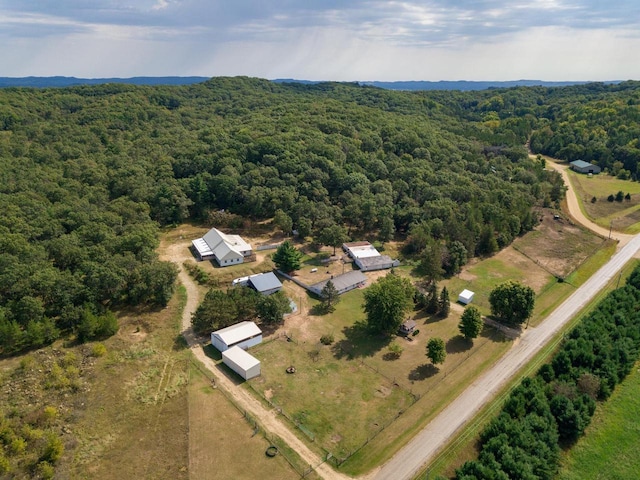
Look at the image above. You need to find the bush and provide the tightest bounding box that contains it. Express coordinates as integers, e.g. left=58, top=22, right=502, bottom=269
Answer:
left=320, top=333, right=334, bottom=345
left=91, top=343, right=107, bottom=357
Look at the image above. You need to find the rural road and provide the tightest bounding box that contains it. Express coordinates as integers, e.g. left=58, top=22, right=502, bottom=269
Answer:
left=372, top=157, right=640, bottom=480
left=160, top=242, right=349, bottom=480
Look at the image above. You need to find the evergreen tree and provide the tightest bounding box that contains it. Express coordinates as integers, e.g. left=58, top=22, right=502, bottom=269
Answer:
left=439, top=287, right=450, bottom=317
left=320, top=280, right=340, bottom=312
left=425, top=283, right=440, bottom=314
left=272, top=241, right=303, bottom=273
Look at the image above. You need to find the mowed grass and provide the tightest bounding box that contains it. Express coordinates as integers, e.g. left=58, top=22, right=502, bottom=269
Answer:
left=558, top=361, right=640, bottom=480
left=250, top=336, right=414, bottom=459
left=188, top=364, right=299, bottom=480
left=443, top=248, right=555, bottom=316
left=568, top=169, right=640, bottom=231
left=257, top=280, right=513, bottom=474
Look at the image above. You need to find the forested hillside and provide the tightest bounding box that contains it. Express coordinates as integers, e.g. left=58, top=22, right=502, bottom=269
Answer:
left=2, top=78, right=639, bottom=354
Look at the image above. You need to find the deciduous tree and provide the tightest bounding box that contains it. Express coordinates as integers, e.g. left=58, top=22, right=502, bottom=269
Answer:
left=489, top=280, right=535, bottom=326
left=426, top=337, right=446, bottom=365
left=257, top=291, right=291, bottom=324
left=459, top=305, right=483, bottom=340
left=363, top=272, right=414, bottom=335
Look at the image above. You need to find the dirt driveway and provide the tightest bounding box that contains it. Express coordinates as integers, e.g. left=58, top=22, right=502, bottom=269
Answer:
left=159, top=239, right=350, bottom=480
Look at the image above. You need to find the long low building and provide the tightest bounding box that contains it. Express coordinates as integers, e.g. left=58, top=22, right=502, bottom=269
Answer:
left=222, top=346, right=261, bottom=380
left=211, top=321, right=262, bottom=352
left=342, top=241, right=400, bottom=272
left=309, top=270, right=367, bottom=297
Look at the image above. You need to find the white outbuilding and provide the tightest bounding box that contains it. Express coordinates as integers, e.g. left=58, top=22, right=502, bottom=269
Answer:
left=222, top=346, right=261, bottom=380
left=211, top=321, right=262, bottom=352
left=458, top=289, right=475, bottom=305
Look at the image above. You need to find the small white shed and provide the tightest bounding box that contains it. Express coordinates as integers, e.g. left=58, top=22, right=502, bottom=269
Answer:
left=211, top=321, right=262, bottom=352
left=458, top=289, right=475, bottom=305
left=222, top=346, right=261, bottom=380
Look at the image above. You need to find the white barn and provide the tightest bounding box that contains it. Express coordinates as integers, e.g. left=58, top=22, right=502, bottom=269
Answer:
left=222, top=346, right=261, bottom=380
left=458, top=289, right=475, bottom=305
left=211, top=321, right=262, bottom=352
left=192, top=228, right=252, bottom=267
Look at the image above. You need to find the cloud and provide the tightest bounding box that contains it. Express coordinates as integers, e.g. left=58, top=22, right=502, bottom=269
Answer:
left=0, top=1, right=639, bottom=79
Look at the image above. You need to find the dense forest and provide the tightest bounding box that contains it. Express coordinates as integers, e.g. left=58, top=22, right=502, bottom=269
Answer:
left=1, top=78, right=639, bottom=354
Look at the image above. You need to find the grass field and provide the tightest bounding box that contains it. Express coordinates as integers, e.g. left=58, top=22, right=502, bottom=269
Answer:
left=0, top=286, right=192, bottom=479
left=568, top=170, right=640, bottom=232
left=558, top=360, right=640, bottom=480
left=67, top=288, right=190, bottom=480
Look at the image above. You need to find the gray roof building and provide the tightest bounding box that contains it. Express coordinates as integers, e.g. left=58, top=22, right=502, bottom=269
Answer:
left=248, top=272, right=283, bottom=295
left=570, top=160, right=601, bottom=174
left=310, top=270, right=367, bottom=296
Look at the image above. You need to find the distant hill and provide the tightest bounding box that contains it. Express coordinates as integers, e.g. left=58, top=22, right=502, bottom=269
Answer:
left=0, top=76, right=209, bottom=88
left=275, top=79, right=621, bottom=91
left=0, top=76, right=622, bottom=91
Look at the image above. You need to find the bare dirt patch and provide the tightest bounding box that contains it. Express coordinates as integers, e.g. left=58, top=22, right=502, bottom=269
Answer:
left=512, top=209, right=609, bottom=279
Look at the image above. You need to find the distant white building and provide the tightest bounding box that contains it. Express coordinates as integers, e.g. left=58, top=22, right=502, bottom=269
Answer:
left=458, top=289, right=475, bottom=305
left=342, top=241, right=399, bottom=272
left=211, top=321, right=262, bottom=352
left=192, top=228, right=252, bottom=266
left=222, top=346, right=261, bottom=380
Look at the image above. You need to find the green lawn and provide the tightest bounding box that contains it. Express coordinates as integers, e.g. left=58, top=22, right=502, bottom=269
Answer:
left=568, top=169, right=640, bottom=232
left=558, top=361, right=640, bottom=480
left=443, top=253, right=555, bottom=316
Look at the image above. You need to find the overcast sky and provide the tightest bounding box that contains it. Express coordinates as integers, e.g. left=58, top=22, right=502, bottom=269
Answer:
left=1, top=1, right=639, bottom=81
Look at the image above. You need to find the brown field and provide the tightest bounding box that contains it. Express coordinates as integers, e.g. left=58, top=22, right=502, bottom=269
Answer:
left=512, top=209, right=608, bottom=279
left=188, top=365, right=298, bottom=480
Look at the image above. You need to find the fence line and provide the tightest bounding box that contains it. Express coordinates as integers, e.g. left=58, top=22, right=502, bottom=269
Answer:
left=188, top=357, right=316, bottom=479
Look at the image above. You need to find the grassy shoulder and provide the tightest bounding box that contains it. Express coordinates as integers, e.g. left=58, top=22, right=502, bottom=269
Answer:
left=557, top=359, right=640, bottom=480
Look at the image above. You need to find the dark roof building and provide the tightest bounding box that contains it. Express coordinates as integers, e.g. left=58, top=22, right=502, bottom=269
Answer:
left=248, top=272, right=283, bottom=296
left=310, top=270, right=367, bottom=296
left=570, top=160, right=601, bottom=174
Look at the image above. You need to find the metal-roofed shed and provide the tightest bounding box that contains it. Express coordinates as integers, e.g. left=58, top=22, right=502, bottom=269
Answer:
left=248, top=272, right=283, bottom=296
left=222, top=346, right=261, bottom=380
left=310, top=270, right=367, bottom=296
left=211, top=321, right=262, bottom=352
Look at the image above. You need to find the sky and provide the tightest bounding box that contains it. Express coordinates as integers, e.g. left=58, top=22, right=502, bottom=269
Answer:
left=1, top=1, right=639, bottom=81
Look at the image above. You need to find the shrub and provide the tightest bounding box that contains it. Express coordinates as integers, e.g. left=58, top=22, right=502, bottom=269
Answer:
left=320, top=333, right=334, bottom=345
left=91, top=343, right=107, bottom=357
left=388, top=342, right=404, bottom=359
